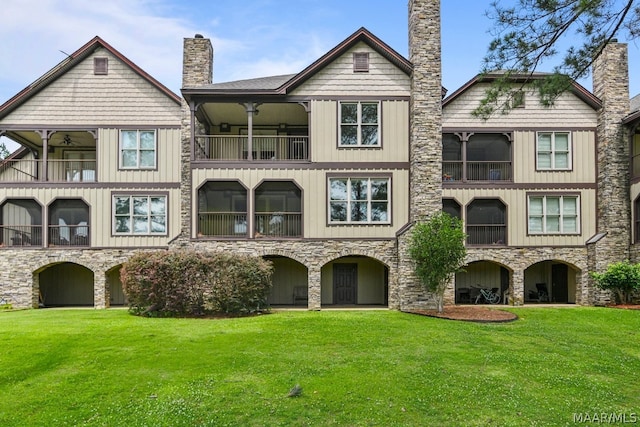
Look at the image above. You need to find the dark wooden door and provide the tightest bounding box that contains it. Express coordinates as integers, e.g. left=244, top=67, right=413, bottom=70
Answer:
left=334, top=263, right=358, bottom=304
left=552, top=264, right=569, bottom=303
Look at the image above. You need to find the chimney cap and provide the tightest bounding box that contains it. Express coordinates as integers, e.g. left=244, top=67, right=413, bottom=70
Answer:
left=194, top=34, right=204, bottom=38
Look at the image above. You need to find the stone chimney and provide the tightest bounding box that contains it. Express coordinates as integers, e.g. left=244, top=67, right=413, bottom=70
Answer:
left=408, top=0, right=443, bottom=221
left=182, top=34, right=213, bottom=88
left=395, top=0, right=443, bottom=311
left=587, top=41, right=631, bottom=304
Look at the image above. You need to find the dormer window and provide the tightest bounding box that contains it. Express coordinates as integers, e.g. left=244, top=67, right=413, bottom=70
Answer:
left=353, top=52, right=369, bottom=72
left=94, top=57, right=108, bottom=75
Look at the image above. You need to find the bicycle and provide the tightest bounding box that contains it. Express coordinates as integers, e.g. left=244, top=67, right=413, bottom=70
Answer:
left=474, top=287, right=501, bottom=304
left=0, top=294, right=13, bottom=308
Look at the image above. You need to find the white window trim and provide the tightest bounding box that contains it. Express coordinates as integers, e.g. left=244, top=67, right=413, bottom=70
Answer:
left=536, top=131, right=572, bottom=170
left=338, top=101, right=381, bottom=147
left=528, top=195, right=580, bottom=235
left=113, top=195, right=167, bottom=236
left=119, top=129, right=157, bottom=170
left=328, top=177, right=391, bottom=224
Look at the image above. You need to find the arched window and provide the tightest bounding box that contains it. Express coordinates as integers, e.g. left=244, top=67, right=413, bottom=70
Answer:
left=466, top=199, right=506, bottom=245
left=197, top=181, right=247, bottom=237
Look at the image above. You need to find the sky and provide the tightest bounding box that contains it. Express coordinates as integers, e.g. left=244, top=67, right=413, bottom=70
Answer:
left=1, top=0, right=639, bottom=132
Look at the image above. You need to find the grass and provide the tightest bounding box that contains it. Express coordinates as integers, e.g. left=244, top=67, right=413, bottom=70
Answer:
left=0, top=308, right=638, bottom=426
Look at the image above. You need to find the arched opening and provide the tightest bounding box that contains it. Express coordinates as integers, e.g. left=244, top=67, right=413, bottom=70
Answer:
left=38, top=262, right=94, bottom=307
left=321, top=255, right=388, bottom=307
left=455, top=260, right=510, bottom=304
left=197, top=180, right=247, bottom=237
left=0, top=198, right=43, bottom=247
left=524, top=260, right=577, bottom=304
left=466, top=199, right=506, bottom=246
left=263, top=255, right=308, bottom=306
left=48, top=198, right=90, bottom=247
left=106, top=265, right=127, bottom=306
left=254, top=181, right=302, bottom=238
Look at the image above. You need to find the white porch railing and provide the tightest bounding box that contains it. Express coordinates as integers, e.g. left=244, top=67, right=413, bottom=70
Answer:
left=0, top=159, right=97, bottom=182
left=195, top=135, right=309, bottom=161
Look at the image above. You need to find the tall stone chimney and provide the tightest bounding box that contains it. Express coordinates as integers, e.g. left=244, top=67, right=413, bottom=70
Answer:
left=174, top=35, right=213, bottom=247
left=395, top=0, right=443, bottom=311
left=408, top=0, right=443, bottom=221
left=587, top=41, right=631, bottom=304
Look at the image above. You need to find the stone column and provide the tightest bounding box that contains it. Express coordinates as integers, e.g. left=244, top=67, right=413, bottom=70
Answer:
left=93, top=271, right=107, bottom=309
left=176, top=36, right=214, bottom=246
left=307, top=266, right=321, bottom=310
left=588, top=42, right=631, bottom=304
left=397, top=0, right=443, bottom=310
left=512, top=269, right=524, bottom=305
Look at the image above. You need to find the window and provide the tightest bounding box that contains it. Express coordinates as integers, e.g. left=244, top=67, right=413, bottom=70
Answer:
left=528, top=195, right=579, bottom=234
left=113, top=195, right=166, bottom=235
left=466, top=199, right=506, bottom=245
left=120, top=130, right=156, bottom=169
left=443, top=199, right=461, bottom=219
left=353, top=52, right=369, bottom=72
left=339, top=102, right=379, bottom=147
left=329, top=177, right=389, bottom=224
left=537, top=132, right=571, bottom=170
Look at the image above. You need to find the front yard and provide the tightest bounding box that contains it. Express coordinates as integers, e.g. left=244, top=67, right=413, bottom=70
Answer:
left=0, top=307, right=638, bottom=426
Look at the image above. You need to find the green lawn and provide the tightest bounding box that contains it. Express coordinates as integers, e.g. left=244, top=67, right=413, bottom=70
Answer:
left=0, top=308, right=638, bottom=426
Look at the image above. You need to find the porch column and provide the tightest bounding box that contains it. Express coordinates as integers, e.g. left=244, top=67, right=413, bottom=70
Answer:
left=307, top=265, right=321, bottom=310
left=443, top=275, right=455, bottom=305
left=35, top=130, right=50, bottom=182
left=93, top=270, right=108, bottom=309
left=511, top=269, right=525, bottom=305
left=244, top=102, right=258, bottom=161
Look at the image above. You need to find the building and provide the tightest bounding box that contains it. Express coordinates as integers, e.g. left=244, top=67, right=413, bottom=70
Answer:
left=1, top=0, right=638, bottom=309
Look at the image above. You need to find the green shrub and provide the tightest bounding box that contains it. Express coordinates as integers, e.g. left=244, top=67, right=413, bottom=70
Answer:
left=591, top=261, right=640, bottom=304
left=120, top=250, right=273, bottom=317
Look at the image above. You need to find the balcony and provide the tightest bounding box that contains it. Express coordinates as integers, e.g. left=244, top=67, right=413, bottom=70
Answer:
left=0, top=225, right=43, bottom=247
left=443, top=161, right=512, bottom=182
left=255, top=213, right=302, bottom=238
left=48, top=223, right=90, bottom=247
left=195, top=135, right=309, bottom=161
left=198, top=212, right=248, bottom=238
left=0, top=158, right=96, bottom=183
left=466, top=225, right=507, bottom=246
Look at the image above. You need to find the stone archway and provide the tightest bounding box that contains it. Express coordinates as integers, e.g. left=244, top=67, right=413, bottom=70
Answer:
left=38, top=262, right=94, bottom=307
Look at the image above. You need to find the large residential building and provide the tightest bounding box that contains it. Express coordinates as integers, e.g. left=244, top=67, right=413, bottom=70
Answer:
left=1, top=0, right=639, bottom=309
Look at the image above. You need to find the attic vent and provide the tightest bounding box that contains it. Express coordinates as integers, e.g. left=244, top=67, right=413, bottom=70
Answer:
left=94, top=57, right=108, bottom=75
left=353, top=52, right=369, bottom=72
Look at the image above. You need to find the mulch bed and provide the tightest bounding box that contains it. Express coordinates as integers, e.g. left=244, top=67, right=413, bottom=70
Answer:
left=607, top=304, right=640, bottom=310
left=407, top=305, right=518, bottom=323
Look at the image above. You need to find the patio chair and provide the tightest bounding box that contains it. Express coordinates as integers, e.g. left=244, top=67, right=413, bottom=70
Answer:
left=293, top=286, right=308, bottom=306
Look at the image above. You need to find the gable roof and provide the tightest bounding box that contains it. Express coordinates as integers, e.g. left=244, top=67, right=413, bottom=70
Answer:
left=182, top=27, right=413, bottom=99
left=0, top=36, right=181, bottom=120
left=442, top=72, right=602, bottom=110
left=623, top=93, right=640, bottom=125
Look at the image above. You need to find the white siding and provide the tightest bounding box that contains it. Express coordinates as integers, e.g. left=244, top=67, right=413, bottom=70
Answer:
left=1, top=48, right=181, bottom=126
left=291, top=43, right=410, bottom=97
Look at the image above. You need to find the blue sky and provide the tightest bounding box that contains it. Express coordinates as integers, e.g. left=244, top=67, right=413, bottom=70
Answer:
left=0, top=0, right=639, bottom=111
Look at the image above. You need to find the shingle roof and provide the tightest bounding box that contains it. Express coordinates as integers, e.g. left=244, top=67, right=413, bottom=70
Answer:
left=205, top=74, right=297, bottom=91
left=631, top=94, right=640, bottom=113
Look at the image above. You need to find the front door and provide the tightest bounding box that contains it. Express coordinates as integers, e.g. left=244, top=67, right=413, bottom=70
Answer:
left=333, top=263, right=357, bottom=305
left=552, top=264, right=569, bottom=303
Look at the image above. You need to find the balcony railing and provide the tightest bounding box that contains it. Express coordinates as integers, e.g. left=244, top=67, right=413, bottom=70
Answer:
left=0, top=225, right=43, bottom=247
left=198, top=212, right=248, bottom=237
left=195, top=135, right=309, bottom=161
left=0, top=159, right=96, bottom=183
left=48, top=224, right=90, bottom=247
left=466, top=225, right=507, bottom=246
left=255, top=213, right=302, bottom=238
left=443, top=161, right=512, bottom=182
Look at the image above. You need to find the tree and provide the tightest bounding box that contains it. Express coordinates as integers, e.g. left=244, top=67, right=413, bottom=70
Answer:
left=408, top=212, right=467, bottom=313
left=0, top=142, right=8, bottom=160
left=474, top=0, right=640, bottom=119
left=591, top=261, right=640, bottom=304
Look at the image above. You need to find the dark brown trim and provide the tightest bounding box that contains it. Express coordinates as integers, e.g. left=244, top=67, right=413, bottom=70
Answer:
left=444, top=182, right=596, bottom=190
left=443, top=126, right=597, bottom=133
left=0, top=182, right=180, bottom=189
left=191, top=161, right=409, bottom=170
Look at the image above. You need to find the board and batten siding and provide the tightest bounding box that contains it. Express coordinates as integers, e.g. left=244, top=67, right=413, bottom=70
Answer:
left=97, top=128, right=181, bottom=183
left=1, top=48, right=181, bottom=126
left=512, top=130, right=596, bottom=183
left=0, top=186, right=181, bottom=248
left=443, top=84, right=598, bottom=128
left=444, top=188, right=596, bottom=246
left=291, top=42, right=410, bottom=98
left=191, top=168, right=409, bottom=239
left=309, top=100, right=409, bottom=163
